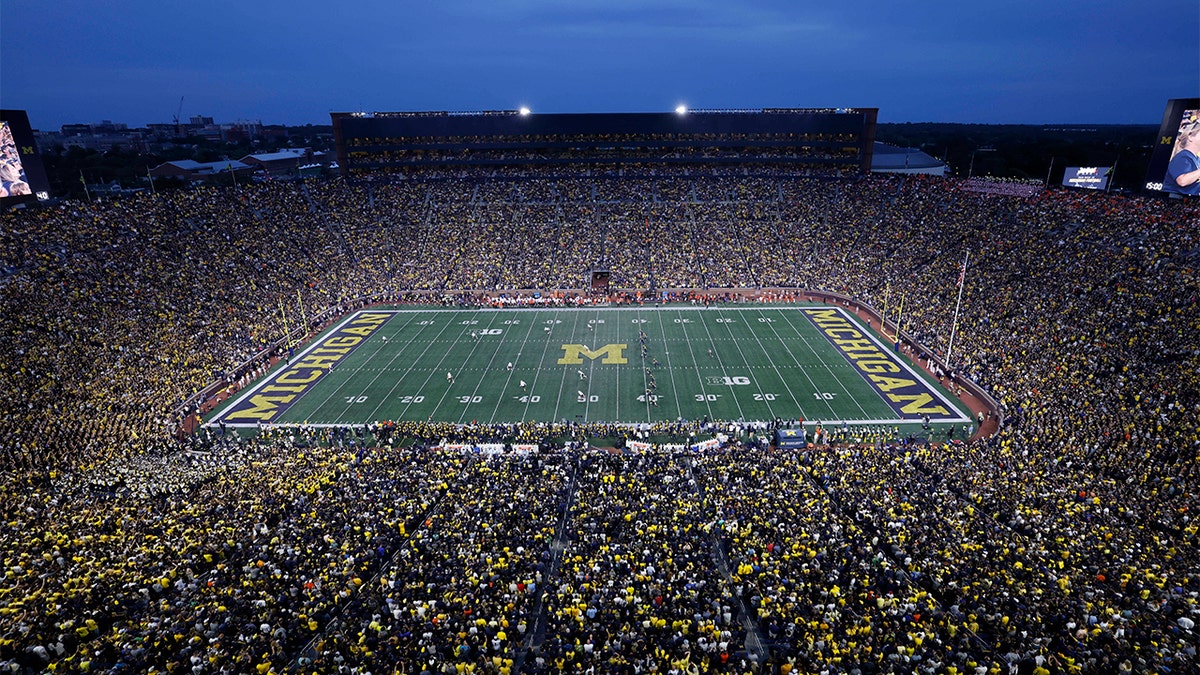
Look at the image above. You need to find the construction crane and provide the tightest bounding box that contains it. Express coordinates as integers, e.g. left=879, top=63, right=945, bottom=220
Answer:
left=173, top=96, right=184, bottom=137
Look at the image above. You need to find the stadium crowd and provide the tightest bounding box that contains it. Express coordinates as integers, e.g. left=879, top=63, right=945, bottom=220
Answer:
left=0, top=168, right=1197, bottom=673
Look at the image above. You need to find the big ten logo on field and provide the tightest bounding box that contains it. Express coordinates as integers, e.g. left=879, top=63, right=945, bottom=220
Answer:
left=557, top=344, right=628, bottom=365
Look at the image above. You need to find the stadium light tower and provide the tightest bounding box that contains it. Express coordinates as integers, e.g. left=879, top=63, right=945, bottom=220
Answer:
left=967, top=148, right=996, bottom=179
left=675, top=104, right=687, bottom=115
left=519, top=107, right=531, bottom=116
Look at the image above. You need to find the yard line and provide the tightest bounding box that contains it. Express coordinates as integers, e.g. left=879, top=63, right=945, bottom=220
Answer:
left=671, top=309, right=716, bottom=420
left=750, top=308, right=837, bottom=419
left=726, top=309, right=808, bottom=417
left=608, top=311, right=619, bottom=423
left=484, top=311, right=540, bottom=423
left=523, top=309, right=560, bottom=422
left=402, top=309, right=491, bottom=420
left=636, top=309, right=652, bottom=422
left=583, top=309, right=601, bottom=422
left=456, top=312, right=510, bottom=424
left=311, top=310, right=424, bottom=423
left=695, top=308, right=750, bottom=420
left=711, top=309, right=779, bottom=419
left=325, top=314, right=424, bottom=418
left=550, top=310, right=583, bottom=423
left=651, top=308, right=686, bottom=420
left=359, top=311, right=446, bottom=422
left=775, top=308, right=875, bottom=421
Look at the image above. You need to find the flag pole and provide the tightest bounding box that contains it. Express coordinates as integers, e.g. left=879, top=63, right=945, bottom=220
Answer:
left=880, top=282, right=890, bottom=338
left=80, top=170, right=92, bottom=202
left=296, top=290, right=307, bottom=339
left=946, top=251, right=969, bottom=369
left=278, top=298, right=293, bottom=347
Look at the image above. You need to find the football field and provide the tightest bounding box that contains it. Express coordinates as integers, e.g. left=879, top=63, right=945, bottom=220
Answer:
left=207, top=305, right=971, bottom=429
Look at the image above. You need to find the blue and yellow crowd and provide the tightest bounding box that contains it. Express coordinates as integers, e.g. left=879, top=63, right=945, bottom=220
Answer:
left=0, top=169, right=1197, bottom=673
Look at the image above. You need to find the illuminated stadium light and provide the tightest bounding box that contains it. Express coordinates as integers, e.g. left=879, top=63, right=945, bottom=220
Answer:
left=519, top=107, right=531, bottom=116
left=675, top=104, right=688, bottom=115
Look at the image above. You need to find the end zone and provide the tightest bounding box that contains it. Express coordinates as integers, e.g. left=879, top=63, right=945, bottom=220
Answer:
left=800, top=307, right=969, bottom=423
left=208, top=311, right=394, bottom=426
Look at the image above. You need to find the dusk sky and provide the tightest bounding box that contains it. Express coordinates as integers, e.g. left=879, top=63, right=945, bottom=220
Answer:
left=2, top=1, right=1197, bottom=129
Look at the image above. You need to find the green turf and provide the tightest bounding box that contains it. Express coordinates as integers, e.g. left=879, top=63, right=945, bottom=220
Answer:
left=207, top=305, right=971, bottom=428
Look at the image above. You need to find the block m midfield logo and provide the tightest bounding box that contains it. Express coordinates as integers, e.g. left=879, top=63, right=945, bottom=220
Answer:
left=557, top=343, right=628, bottom=365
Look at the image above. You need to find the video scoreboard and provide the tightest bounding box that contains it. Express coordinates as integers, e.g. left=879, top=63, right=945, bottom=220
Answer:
left=0, top=110, right=51, bottom=205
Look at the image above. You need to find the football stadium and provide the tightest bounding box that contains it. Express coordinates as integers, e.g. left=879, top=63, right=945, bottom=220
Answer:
left=1, top=108, right=1198, bottom=675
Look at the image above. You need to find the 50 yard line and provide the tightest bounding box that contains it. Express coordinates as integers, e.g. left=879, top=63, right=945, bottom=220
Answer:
left=550, top=310, right=584, bottom=423
left=583, top=309, right=602, bottom=422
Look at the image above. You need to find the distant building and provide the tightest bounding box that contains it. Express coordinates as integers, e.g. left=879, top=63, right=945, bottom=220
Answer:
left=149, top=159, right=252, bottom=181
left=94, top=120, right=128, bottom=132
left=261, top=126, right=289, bottom=143
left=146, top=123, right=179, bottom=138
left=239, top=148, right=313, bottom=175
left=61, top=124, right=93, bottom=137
left=189, top=115, right=215, bottom=126
left=62, top=121, right=127, bottom=136
left=869, top=142, right=947, bottom=176
left=62, top=133, right=148, bottom=153
left=193, top=126, right=223, bottom=142
left=32, top=129, right=62, bottom=149
left=221, top=120, right=263, bottom=143
left=54, top=121, right=146, bottom=152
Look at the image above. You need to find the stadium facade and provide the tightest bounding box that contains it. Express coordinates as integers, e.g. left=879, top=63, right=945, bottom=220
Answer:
left=331, top=108, right=878, bottom=177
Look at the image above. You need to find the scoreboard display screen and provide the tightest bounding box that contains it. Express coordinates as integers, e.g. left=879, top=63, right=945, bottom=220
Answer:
left=1144, top=98, right=1200, bottom=197
left=1062, top=166, right=1111, bottom=191
left=0, top=110, right=51, bottom=204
